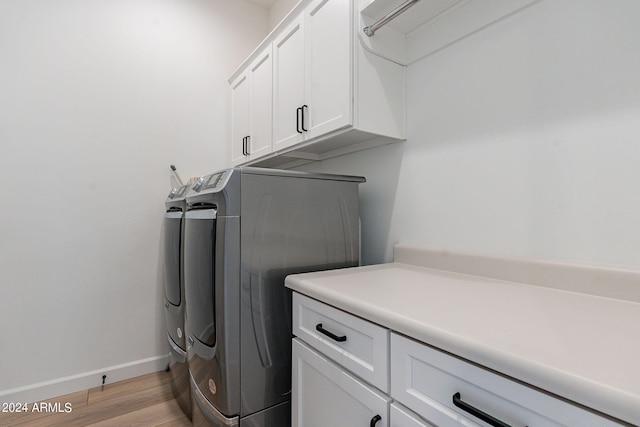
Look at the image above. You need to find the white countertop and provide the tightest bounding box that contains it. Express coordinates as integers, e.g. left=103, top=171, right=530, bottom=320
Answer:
left=285, top=246, right=640, bottom=426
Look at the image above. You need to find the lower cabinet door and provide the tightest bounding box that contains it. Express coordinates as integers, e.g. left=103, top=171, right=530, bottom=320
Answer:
left=390, top=403, right=434, bottom=427
left=292, top=338, right=390, bottom=427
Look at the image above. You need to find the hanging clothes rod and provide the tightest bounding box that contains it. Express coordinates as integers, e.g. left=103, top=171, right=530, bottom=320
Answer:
left=363, top=0, right=421, bottom=37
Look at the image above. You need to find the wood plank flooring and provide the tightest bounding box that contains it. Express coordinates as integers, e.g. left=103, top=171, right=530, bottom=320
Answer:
left=0, top=371, right=191, bottom=427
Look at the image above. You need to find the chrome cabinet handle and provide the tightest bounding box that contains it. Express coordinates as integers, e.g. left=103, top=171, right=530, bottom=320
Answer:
left=370, top=414, right=381, bottom=427
left=315, top=323, right=347, bottom=342
left=453, top=392, right=512, bottom=427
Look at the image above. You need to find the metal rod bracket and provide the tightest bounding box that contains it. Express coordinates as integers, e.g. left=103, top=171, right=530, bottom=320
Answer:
left=363, top=0, right=421, bottom=37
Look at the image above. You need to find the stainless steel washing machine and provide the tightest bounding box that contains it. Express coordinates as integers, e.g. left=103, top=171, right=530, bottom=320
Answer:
left=184, top=167, right=365, bottom=426
left=163, top=183, right=192, bottom=419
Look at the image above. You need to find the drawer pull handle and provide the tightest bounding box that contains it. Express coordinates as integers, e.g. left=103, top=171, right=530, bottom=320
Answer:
left=453, top=392, right=511, bottom=427
left=315, top=323, right=347, bottom=342
left=370, top=414, right=381, bottom=426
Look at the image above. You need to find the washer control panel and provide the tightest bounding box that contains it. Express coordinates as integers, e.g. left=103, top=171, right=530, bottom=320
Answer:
left=167, top=184, right=189, bottom=199
left=192, top=170, right=229, bottom=193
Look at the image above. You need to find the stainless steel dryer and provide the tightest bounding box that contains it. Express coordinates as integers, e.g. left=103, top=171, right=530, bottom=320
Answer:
left=163, top=183, right=192, bottom=419
left=184, top=167, right=365, bottom=427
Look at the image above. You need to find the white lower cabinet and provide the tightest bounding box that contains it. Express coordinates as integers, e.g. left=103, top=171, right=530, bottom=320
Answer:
left=292, top=293, right=624, bottom=427
left=390, top=333, right=622, bottom=427
left=293, top=338, right=390, bottom=427
left=292, top=293, right=389, bottom=392
left=391, top=403, right=434, bottom=427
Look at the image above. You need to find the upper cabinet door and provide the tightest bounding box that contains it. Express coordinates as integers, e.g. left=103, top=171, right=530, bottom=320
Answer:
left=230, top=72, right=249, bottom=165
left=273, top=15, right=306, bottom=151
left=248, top=46, right=273, bottom=160
left=305, top=0, right=352, bottom=139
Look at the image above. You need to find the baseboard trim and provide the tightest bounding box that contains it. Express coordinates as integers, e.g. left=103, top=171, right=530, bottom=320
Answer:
left=0, top=354, right=169, bottom=404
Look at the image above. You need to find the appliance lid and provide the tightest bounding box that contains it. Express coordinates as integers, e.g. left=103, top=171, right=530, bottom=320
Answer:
left=240, top=166, right=366, bottom=183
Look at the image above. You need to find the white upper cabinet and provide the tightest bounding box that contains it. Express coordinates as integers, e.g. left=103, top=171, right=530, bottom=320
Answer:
left=230, top=72, right=249, bottom=165
left=274, top=0, right=351, bottom=152
left=230, top=45, right=273, bottom=166
left=229, top=0, right=405, bottom=168
left=248, top=46, right=273, bottom=160
left=273, top=15, right=306, bottom=151
left=230, top=0, right=542, bottom=166
left=304, top=0, right=352, bottom=141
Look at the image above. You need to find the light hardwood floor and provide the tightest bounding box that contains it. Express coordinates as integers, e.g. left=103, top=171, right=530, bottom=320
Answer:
left=0, top=371, right=191, bottom=427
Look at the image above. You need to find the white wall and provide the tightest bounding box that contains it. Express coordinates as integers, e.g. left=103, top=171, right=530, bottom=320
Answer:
left=268, top=0, right=299, bottom=30
left=3, top=0, right=639, bottom=404
left=0, top=0, right=268, bottom=402
left=296, top=0, right=640, bottom=268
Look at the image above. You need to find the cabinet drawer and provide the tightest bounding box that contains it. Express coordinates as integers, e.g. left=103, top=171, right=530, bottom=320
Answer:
left=293, top=292, right=389, bottom=392
left=390, top=333, right=622, bottom=427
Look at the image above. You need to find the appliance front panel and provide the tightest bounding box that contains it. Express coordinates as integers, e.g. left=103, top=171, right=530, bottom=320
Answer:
left=168, top=335, right=192, bottom=420
left=184, top=168, right=362, bottom=422
left=163, top=212, right=183, bottom=306
left=184, top=209, right=217, bottom=347
left=239, top=400, right=291, bottom=427
left=165, top=300, right=185, bottom=350
left=239, top=173, right=361, bottom=417
left=187, top=214, right=241, bottom=419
